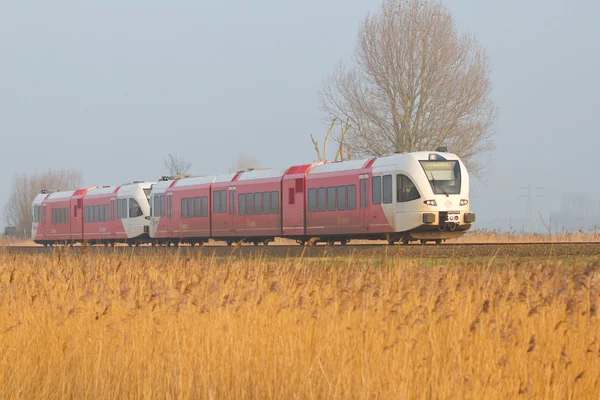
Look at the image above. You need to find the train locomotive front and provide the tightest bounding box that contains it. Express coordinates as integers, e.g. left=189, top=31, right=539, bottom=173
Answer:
left=379, top=150, right=475, bottom=244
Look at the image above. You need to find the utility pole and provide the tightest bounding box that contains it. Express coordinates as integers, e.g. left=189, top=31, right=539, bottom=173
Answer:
left=518, top=184, right=544, bottom=233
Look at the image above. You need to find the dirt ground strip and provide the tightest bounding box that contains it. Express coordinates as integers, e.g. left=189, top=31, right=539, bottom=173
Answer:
left=3, top=242, right=600, bottom=258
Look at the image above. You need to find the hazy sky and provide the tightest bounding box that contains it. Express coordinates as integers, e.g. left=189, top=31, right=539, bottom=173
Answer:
left=1, top=0, right=599, bottom=231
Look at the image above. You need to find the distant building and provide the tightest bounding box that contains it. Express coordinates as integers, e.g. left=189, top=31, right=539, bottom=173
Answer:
left=4, top=226, right=18, bottom=236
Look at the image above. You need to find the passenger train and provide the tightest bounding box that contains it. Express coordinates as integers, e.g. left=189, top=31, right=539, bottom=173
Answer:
left=32, top=149, right=475, bottom=246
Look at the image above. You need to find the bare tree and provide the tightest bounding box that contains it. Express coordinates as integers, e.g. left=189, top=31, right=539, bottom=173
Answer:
left=311, top=118, right=352, bottom=162
left=319, top=0, right=497, bottom=176
left=164, top=153, right=192, bottom=176
left=3, top=169, right=83, bottom=238
left=230, top=154, right=261, bottom=173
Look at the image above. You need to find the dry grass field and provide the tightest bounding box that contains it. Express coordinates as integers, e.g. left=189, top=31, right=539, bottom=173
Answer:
left=0, top=248, right=599, bottom=399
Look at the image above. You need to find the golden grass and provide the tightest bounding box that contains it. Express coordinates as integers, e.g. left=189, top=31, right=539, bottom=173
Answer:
left=0, top=249, right=599, bottom=399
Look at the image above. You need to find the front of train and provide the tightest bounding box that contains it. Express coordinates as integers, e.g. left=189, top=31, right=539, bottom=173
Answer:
left=397, top=150, right=475, bottom=242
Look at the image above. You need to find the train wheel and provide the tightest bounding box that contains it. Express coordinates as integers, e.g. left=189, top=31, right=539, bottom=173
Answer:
left=435, top=239, right=443, bottom=245
left=420, top=239, right=427, bottom=245
left=339, top=239, right=349, bottom=246
left=297, top=240, right=305, bottom=246
left=104, top=241, right=109, bottom=247
left=388, top=239, right=397, bottom=245
left=226, top=240, right=233, bottom=247
left=401, top=238, right=410, bottom=245
left=262, top=239, right=270, bottom=246
left=253, top=241, right=259, bottom=246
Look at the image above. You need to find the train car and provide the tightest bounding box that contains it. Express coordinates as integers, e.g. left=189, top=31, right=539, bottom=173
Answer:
left=32, top=181, right=154, bottom=246
left=32, top=189, right=81, bottom=245
left=149, top=176, right=215, bottom=246
left=215, top=169, right=285, bottom=245
left=298, top=150, right=474, bottom=244
left=150, top=169, right=287, bottom=246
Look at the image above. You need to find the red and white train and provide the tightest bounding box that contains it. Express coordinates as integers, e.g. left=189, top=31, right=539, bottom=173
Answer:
left=32, top=149, right=475, bottom=246
left=32, top=182, right=154, bottom=246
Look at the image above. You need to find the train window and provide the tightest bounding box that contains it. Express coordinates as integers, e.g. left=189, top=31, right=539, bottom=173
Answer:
left=263, top=192, right=270, bottom=214
left=229, top=191, right=236, bottom=215
left=238, top=193, right=246, bottom=215
left=397, top=174, right=421, bottom=202
left=383, top=175, right=392, bottom=204
left=348, top=185, right=356, bottom=210
left=218, top=190, right=226, bottom=214
left=181, top=198, right=188, bottom=218
left=295, top=178, right=304, bottom=193
left=254, top=192, right=262, bottom=215
left=372, top=176, right=382, bottom=205
left=84, top=206, right=88, bottom=223
left=65, top=208, right=69, bottom=224
left=201, top=196, right=208, bottom=217
left=95, top=205, right=100, bottom=222
left=153, top=196, right=158, bottom=217
left=187, top=198, right=194, bottom=218
left=271, top=191, right=279, bottom=214
left=42, top=206, right=46, bottom=224
left=359, top=181, right=364, bottom=208
left=104, top=205, right=109, bottom=222
left=194, top=197, right=201, bottom=217
left=308, top=189, right=317, bottom=212
left=167, top=196, right=172, bottom=219
left=213, top=191, right=221, bottom=214
left=110, top=200, right=115, bottom=221
left=160, top=195, right=165, bottom=217
left=318, top=187, right=326, bottom=212
left=337, top=186, right=346, bottom=211
left=246, top=193, right=254, bottom=215
left=122, top=199, right=129, bottom=219
left=99, top=205, right=104, bottom=222
left=288, top=188, right=295, bottom=205
left=327, top=187, right=336, bottom=211
left=73, top=205, right=77, bottom=218
left=51, top=209, right=55, bottom=224
left=130, top=199, right=143, bottom=218
left=117, top=200, right=122, bottom=219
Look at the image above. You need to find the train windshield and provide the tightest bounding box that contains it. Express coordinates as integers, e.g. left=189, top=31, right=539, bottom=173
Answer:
left=419, top=161, right=461, bottom=195
left=143, top=189, right=151, bottom=201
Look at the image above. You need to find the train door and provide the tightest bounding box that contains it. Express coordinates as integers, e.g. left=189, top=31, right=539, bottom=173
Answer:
left=70, top=197, right=82, bottom=241
left=282, top=177, right=305, bottom=237
left=167, top=193, right=173, bottom=238
left=359, top=175, right=369, bottom=232
left=110, top=197, right=116, bottom=238
left=229, top=187, right=236, bottom=235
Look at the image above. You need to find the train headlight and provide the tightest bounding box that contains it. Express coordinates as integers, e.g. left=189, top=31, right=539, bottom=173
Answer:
left=460, top=199, right=469, bottom=206
left=423, top=200, right=437, bottom=206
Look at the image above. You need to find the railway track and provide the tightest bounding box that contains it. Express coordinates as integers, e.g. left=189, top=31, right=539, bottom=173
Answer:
left=3, top=242, right=600, bottom=258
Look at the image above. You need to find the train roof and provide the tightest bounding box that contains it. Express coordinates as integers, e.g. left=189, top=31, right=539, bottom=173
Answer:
left=173, top=176, right=217, bottom=187
left=307, top=151, right=461, bottom=175
left=236, top=168, right=286, bottom=181
left=86, top=186, right=116, bottom=196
